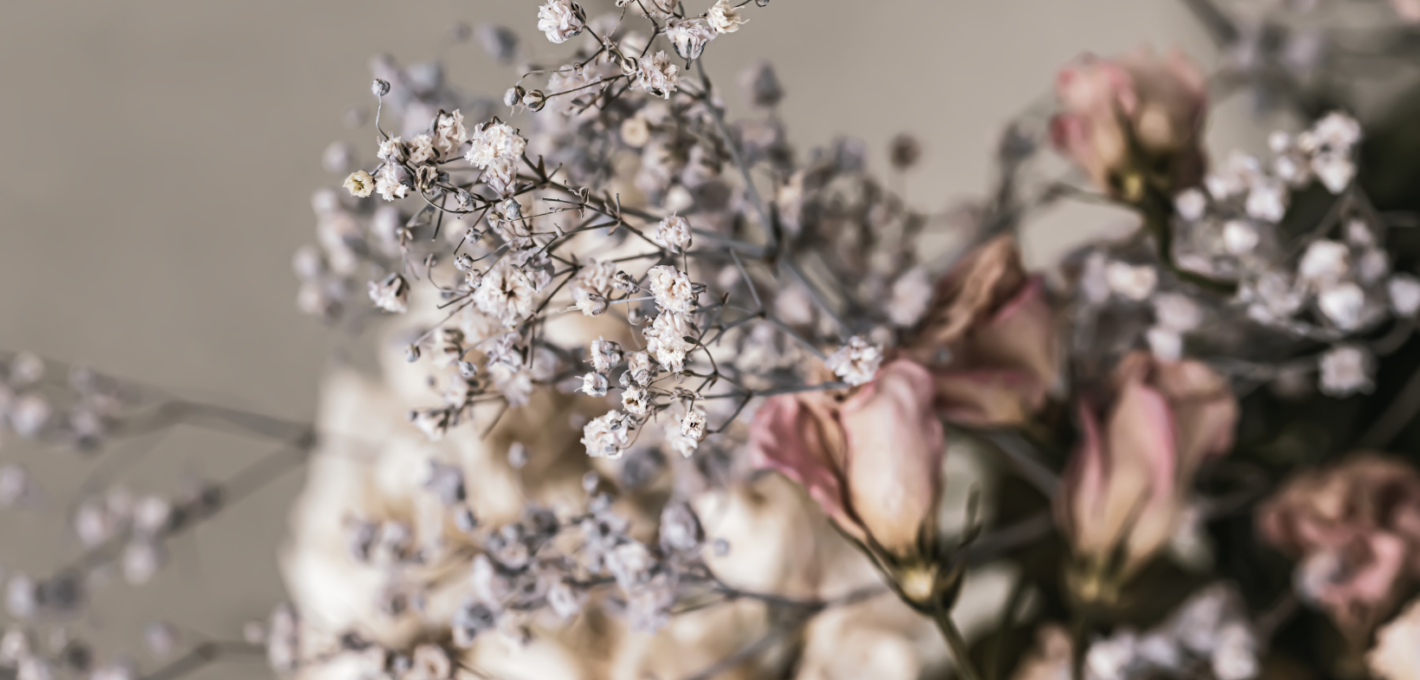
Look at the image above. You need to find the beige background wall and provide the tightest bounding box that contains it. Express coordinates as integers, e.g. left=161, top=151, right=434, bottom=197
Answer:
left=0, top=0, right=1211, bottom=672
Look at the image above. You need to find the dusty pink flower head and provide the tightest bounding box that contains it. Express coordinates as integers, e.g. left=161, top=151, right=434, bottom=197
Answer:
left=1259, top=455, right=1420, bottom=641
left=1057, top=352, right=1237, bottom=588
left=906, top=236, right=1058, bottom=427
left=748, top=360, right=945, bottom=558
left=1050, top=46, right=1208, bottom=200
left=1390, top=0, right=1420, bottom=22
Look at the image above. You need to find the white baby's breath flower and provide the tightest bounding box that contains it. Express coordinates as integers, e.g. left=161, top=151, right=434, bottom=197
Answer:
left=1205, top=152, right=1261, bottom=201
left=580, top=372, right=609, bottom=397
left=1211, top=623, right=1259, bottom=680
left=377, top=136, right=408, bottom=163
left=374, top=164, right=409, bottom=201
left=654, top=214, right=693, bottom=251
left=572, top=258, right=617, bottom=299
left=471, top=260, right=538, bottom=326
left=536, top=0, right=584, bottom=44
left=647, top=265, right=696, bottom=313
left=343, top=170, right=374, bottom=198
left=644, top=312, right=697, bottom=372
left=1147, top=327, right=1184, bottom=361
left=582, top=411, right=632, bottom=459
left=434, top=109, right=468, bottom=154
left=1389, top=274, right=1420, bottom=317
left=1319, top=345, right=1373, bottom=397
left=1105, top=262, right=1158, bottom=301
left=888, top=267, right=933, bottom=327
left=1317, top=282, right=1367, bottom=330
left=590, top=337, right=623, bottom=373
left=465, top=122, right=527, bottom=169
left=1153, top=292, right=1202, bottom=332
left=679, top=408, right=706, bottom=442
left=480, top=157, right=518, bottom=196
left=665, top=17, right=716, bottom=61
left=1302, top=112, right=1362, bottom=153
left=489, top=361, right=533, bottom=406
left=1298, top=240, right=1350, bottom=286
left=407, top=134, right=437, bottom=165
left=706, top=0, right=747, bottom=33
left=367, top=273, right=409, bottom=313
left=625, top=350, right=653, bottom=384
left=635, top=51, right=680, bottom=99
left=1222, top=220, right=1260, bottom=255
left=621, top=385, right=650, bottom=416
left=1174, top=188, right=1207, bottom=222
left=574, top=290, right=608, bottom=316
left=1244, top=179, right=1288, bottom=223
left=825, top=336, right=883, bottom=386
left=1312, top=153, right=1356, bottom=194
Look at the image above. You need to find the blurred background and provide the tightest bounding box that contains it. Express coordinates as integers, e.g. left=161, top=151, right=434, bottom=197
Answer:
left=0, top=0, right=1221, bottom=674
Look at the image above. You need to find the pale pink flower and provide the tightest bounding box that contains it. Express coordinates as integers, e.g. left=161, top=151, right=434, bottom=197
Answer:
left=905, top=236, right=1058, bottom=427
left=1058, top=352, right=1238, bottom=584
left=749, top=360, right=944, bottom=557
left=1050, top=46, right=1208, bottom=200
left=1259, top=455, right=1420, bottom=641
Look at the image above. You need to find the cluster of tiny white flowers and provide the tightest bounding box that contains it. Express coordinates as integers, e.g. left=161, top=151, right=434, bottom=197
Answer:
left=825, top=336, right=884, bottom=386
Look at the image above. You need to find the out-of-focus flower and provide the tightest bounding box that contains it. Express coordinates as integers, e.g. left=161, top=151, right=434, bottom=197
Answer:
left=1050, top=47, right=1208, bottom=201
left=1390, top=0, right=1420, bottom=21
left=1011, top=625, right=1073, bottom=680
left=1059, top=352, right=1238, bottom=597
left=367, top=273, right=409, bottom=313
left=824, top=337, right=883, bottom=387
left=749, top=361, right=943, bottom=563
left=1319, top=345, right=1374, bottom=397
left=1369, top=598, right=1420, bottom=680
left=1259, top=455, right=1420, bottom=640
left=905, top=236, right=1058, bottom=427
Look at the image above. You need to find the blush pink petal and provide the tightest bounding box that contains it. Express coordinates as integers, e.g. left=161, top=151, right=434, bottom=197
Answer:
left=840, top=360, right=945, bottom=556
left=748, top=395, right=862, bottom=541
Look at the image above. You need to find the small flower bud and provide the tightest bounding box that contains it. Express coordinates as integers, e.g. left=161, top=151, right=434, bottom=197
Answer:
left=405, top=344, right=422, bottom=363
left=612, top=270, right=639, bottom=293
left=522, top=89, right=547, bottom=112
left=372, top=79, right=391, bottom=97
left=455, top=254, right=474, bottom=271
left=457, top=361, right=479, bottom=378
left=504, top=86, right=525, bottom=108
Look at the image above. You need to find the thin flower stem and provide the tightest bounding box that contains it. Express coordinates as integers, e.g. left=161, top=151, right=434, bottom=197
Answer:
left=933, top=608, right=984, bottom=680
left=140, top=641, right=265, bottom=680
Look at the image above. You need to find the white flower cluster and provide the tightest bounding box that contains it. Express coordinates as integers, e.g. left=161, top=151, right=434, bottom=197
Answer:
left=825, top=336, right=884, bottom=386
left=1083, top=585, right=1259, bottom=680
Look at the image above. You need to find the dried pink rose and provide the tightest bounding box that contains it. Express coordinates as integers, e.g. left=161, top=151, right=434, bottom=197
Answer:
left=1050, top=46, right=1208, bottom=201
left=1390, top=0, right=1420, bottom=22
left=1058, top=352, right=1238, bottom=590
left=748, top=360, right=944, bottom=558
left=906, top=236, right=1058, bottom=427
left=1259, top=455, right=1420, bottom=640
